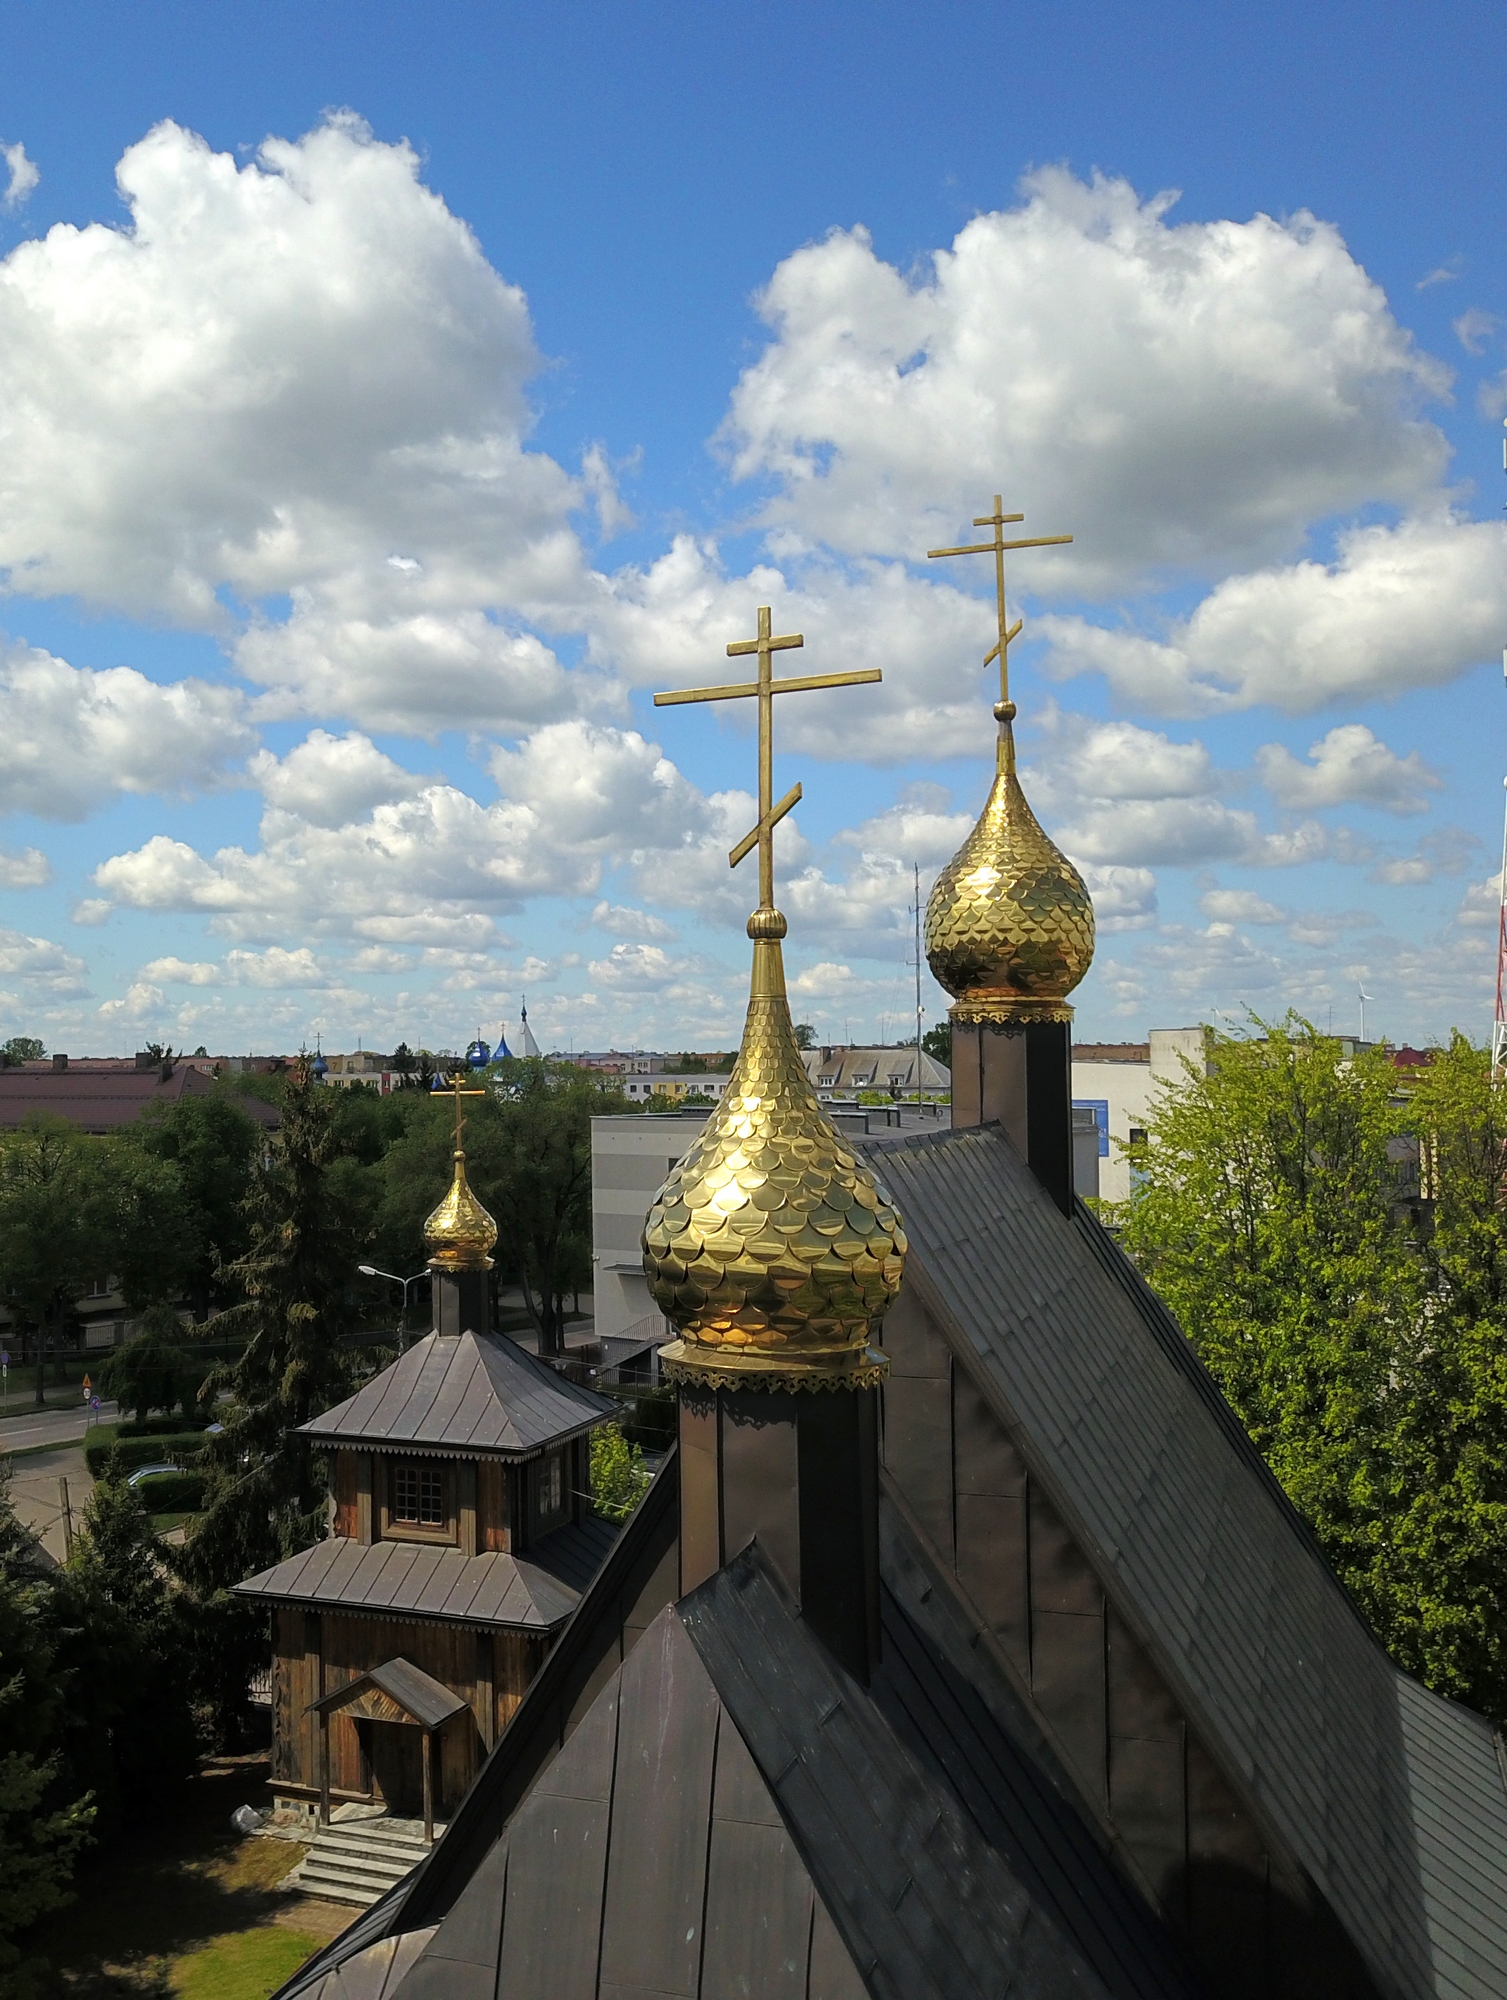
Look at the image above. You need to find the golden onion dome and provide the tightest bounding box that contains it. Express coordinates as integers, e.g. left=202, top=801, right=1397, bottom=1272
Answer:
left=424, top=1149, right=497, bottom=1271
left=926, top=702, right=1095, bottom=1022
left=643, top=914, right=907, bottom=1391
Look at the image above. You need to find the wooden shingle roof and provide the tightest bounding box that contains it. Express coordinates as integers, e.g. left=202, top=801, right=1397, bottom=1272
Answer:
left=299, top=1329, right=613, bottom=1460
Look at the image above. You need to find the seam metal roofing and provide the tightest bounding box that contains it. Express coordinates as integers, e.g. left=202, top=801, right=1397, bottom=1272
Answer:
left=233, top=1517, right=618, bottom=1631
left=299, top=1328, right=614, bottom=1458
left=863, top=1121, right=1507, bottom=2000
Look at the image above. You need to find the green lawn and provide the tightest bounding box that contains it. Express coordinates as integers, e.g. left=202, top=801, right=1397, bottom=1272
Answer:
left=171, top=1927, right=329, bottom=2000
left=24, top=1755, right=349, bottom=1997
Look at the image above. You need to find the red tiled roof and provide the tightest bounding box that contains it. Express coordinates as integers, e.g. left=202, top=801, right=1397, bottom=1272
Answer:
left=0, top=1066, right=278, bottom=1131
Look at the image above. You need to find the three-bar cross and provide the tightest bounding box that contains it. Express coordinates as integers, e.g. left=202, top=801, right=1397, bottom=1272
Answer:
left=928, top=495, right=1072, bottom=710
left=434, top=1070, right=486, bottom=1152
left=654, top=607, right=881, bottom=911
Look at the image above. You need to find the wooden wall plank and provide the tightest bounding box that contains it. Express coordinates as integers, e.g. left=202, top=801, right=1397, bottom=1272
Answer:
left=332, top=1453, right=357, bottom=1539
left=478, top=1459, right=509, bottom=1552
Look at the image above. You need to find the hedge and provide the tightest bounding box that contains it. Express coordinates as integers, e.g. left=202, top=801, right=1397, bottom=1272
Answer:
left=117, top=1416, right=205, bottom=1439
left=84, top=1433, right=199, bottom=1478
left=131, top=1469, right=206, bottom=1513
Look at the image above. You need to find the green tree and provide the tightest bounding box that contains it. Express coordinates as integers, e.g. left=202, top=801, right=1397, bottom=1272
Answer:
left=135, top=1092, right=260, bottom=1319
left=56, top=1475, right=197, bottom=1824
left=0, top=1122, right=98, bottom=1404
left=591, top=1423, right=650, bottom=1520
left=98, top=1304, right=194, bottom=1423
left=793, top=1023, right=815, bottom=1050
left=1120, top=1017, right=1507, bottom=1719
left=922, top=1021, right=952, bottom=1067
left=184, top=1058, right=364, bottom=1596
left=86, top=1136, right=197, bottom=1312
left=0, top=1473, right=94, bottom=1996
left=0, top=1037, right=44, bottom=1066
left=376, top=1061, right=633, bottom=1354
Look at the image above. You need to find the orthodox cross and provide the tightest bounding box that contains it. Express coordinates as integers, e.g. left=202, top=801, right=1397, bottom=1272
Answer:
left=928, top=495, right=1072, bottom=709
left=435, top=1070, right=486, bottom=1152
left=654, top=606, right=881, bottom=911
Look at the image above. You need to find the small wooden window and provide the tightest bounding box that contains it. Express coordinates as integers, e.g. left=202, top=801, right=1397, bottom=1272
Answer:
left=393, top=1462, right=445, bottom=1525
left=380, top=1459, right=456, bottom=1543
left=532, top=1449, right=568, bottom=1534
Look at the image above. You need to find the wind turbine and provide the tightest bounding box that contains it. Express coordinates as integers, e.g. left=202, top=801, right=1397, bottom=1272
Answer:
left=1358, top=985, right=1373, bottom=1044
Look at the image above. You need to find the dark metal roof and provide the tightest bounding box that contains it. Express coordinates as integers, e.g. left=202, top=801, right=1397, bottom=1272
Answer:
left=233, top=1522, right=619, bottom=1631
left=865, top=1123, right=1507, bottom=2000
left=311, top=1656, right=471, bottom=1729
left=299, top=1329, right=614, bottom=1458
left=272, top=1451, right=685, bottom=1999
left=362, top=1552, right=1201, bottom=2000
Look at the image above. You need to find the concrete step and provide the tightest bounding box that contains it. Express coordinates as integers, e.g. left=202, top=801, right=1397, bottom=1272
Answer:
left=288, top=1815, right=443, bottom=1909
left=310, top=1827, right=429, bottom=1862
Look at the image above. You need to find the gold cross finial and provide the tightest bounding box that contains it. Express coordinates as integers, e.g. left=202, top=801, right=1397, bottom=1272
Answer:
left=654, top=607, right=881, bottom=916
left=928, top=495, right=1072, bottom=711
left=434, top=1069, right=486, bottom=1152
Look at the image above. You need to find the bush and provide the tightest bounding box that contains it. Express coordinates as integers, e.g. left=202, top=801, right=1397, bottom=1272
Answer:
left=591, top=1423, right=650, bottom=1521
left=117, top=1416, right=205, bottom=1439
left=83, top=1435, right=195, bottom=1479
left=127, top=1469, right=205, bottom=1513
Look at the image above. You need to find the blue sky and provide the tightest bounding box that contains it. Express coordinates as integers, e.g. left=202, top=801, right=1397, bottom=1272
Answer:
left=0, top=0, right=1505, bottom=1055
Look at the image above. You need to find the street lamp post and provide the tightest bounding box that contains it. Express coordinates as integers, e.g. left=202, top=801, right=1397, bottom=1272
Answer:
left=358, top=1264, right=427, bottom=1352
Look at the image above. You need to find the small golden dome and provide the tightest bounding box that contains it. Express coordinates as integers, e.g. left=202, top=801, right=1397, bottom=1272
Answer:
left=424, top=1150, right=497, bottom=1272
left=643, top=922, right=907, bottom=1390
left=926, top=705, right=1095, bottom=1023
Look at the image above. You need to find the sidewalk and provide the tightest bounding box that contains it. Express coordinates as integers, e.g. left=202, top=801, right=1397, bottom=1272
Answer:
left=7, top=1442, right=93, bottom=1563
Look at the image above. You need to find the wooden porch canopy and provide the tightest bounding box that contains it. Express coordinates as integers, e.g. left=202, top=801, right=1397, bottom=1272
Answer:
left=309, top=1657, right=470, bottom=1843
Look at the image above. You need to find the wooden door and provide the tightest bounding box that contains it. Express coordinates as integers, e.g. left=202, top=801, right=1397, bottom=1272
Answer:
left=368, top=1720, right=424, bottom=1817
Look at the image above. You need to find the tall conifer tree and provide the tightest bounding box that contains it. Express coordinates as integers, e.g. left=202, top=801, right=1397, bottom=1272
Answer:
left=184, top=1056, right=362, bottom=1590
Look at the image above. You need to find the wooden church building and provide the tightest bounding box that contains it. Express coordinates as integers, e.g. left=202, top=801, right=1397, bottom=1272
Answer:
left=277, top=579, right=1507, bottom=2000
left=237, top=1106, right=616, bottom=1834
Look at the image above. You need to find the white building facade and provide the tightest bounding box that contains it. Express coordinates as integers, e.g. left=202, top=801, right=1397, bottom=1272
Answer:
left=1070, top=1028, right=1209, bottom=1205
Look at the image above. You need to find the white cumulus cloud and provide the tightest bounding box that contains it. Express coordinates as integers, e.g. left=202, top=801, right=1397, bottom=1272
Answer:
left=0, top=847, right=49, bottom=888
left=139, top=957, right=220, bottom=986
left=721, top=168, right=1447, bottom=589
left=1, top=143, right=39, bottom=212
left=0, top=114, right=576, bottom=651
left=249, top=730, right=421, bottom=826
left=1256, top=724, right=1442, bottom=815
left=1040, top=514, right=1507, bottom=717
left=0, top=644, right=253, bottom=819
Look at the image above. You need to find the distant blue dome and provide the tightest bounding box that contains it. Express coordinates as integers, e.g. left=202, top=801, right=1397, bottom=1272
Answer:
left=311, top=1053, right=328, bottom=1078
left=494, top=1032, right=513, bottom=1059
left=466, top=1039, right=491, bottom=1068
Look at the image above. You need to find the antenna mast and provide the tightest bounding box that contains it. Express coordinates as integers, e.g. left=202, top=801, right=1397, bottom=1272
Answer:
left=914, top=861, right=923, bottom=1107
left=1495, top=767, right=1507, bottom=1073
left=1497, top=416, right=1507, bottom=1073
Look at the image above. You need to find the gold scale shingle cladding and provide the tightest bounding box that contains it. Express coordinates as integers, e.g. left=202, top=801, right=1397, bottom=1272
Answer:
left=925, top=703, right=1095, bottom=1023
left=424, top=1149, right=498, bottom=1270
left=642, top=925, right=907, bottom=1391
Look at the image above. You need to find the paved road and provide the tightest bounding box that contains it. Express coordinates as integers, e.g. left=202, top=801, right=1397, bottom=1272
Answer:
left=0, top=1400, right=119, bottom=1455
